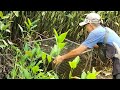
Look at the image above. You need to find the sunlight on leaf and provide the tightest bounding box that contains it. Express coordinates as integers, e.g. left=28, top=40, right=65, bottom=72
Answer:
left=58, top=43, right=66, bottom=50
left=0, top=11, right=3, bottom=18
left=58, top=32, right=68, bottom=43
left=115, top=22, right=119, bottom=26
left=18, top=24, right=24, bottom=32
left=28, top=18, right=32, bottom=26
left=6, top=29, right=11, bottom=33
left=13, top=11, right=19, bottom=17
left=42, top=52, right=46, bottom=60
left=53, top=28, right=58, bottom=39
left=86, top=73, right=96, bottom=79
left=69, top=71, right=72, bottom=79
left=7, top=39, right=13, bottom=45
left=1, top=23, right=10, bottom=30
left=32, top=66, right=40, bottom=74
left=24, top=21, right=30, bottom=30
left=47, top=55, right=52, bottom=63
left=2, top=40, right=8, bottom=46
left=81, top=71, right=87, bottom=79
left=69, top=56, right=80, bottom=69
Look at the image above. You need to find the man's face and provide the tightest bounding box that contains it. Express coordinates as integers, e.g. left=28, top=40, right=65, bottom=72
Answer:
left=85, top=23, right=93, bottom=33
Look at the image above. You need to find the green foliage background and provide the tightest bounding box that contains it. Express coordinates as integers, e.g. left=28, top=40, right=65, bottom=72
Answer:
left=0, top=11, right=120, bottom=79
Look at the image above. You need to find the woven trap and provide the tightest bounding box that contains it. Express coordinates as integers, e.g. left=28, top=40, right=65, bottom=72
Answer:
left=40, top=37, right=93, bottom=79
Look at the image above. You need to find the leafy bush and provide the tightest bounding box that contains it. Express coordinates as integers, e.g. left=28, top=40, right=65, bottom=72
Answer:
left=7, top=42, right=58, bottom=79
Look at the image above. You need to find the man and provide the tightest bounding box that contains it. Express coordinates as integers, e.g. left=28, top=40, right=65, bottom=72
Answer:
left=53, top=12, right=120, bottom=79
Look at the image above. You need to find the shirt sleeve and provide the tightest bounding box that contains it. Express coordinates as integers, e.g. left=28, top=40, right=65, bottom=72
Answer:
left=81, top=32, right=104, bottom=48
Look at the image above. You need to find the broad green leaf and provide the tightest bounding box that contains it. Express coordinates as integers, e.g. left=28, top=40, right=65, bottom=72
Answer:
left=73, top=56, right=80, bottom=65
left=86, top=73, right=96, bottom=79
left=18, top=24, right=24, bottom=32
left=47, top=55, right=52, bottom=63
left=81, top=71, right=87, bottom=79
left=42, top=52, right=46, bottom=60
left=28, top=18, right=32, bottom=26
left=2, top=14, right=10, bottom=19
left=58, top=43, right=66, bottom=50
left=58, top=32, right=68, bottom=43
left=13, top=11, right=19, bottom=17
left=69, top=56, right=80, bottom=69
left=32, top=66, right=40, bottom=74
left=23, top=69, right=32, bottom=79
left=0, top=11, right=3, bottom=18
left=69, top=61, right=76, bottom=69
left=1, top=23, right=10, bottom=30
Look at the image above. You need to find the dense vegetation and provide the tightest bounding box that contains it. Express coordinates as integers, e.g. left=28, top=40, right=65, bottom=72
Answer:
left=0, top=11, right=120, bottom=79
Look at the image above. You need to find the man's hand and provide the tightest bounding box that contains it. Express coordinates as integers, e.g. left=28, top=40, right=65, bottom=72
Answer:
left=113, top=42, right=120, bottom=59
left=52, top=44, right=88, bottom=67
left=53, top=55, right=64, bottom=66
left=93, top=44, right=99, bottom=49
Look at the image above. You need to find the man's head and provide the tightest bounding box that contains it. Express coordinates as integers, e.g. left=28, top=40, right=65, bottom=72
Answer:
left=79, top=12, right=102, bottom=32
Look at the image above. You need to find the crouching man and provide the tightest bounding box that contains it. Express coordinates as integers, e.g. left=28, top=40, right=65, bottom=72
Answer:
left=53, top=12, right=120, bottom=79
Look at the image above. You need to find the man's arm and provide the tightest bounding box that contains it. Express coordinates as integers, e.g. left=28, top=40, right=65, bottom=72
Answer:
left=62, top=44, right=88, bottom=60
left=53, top=44, right=88, bottom=65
